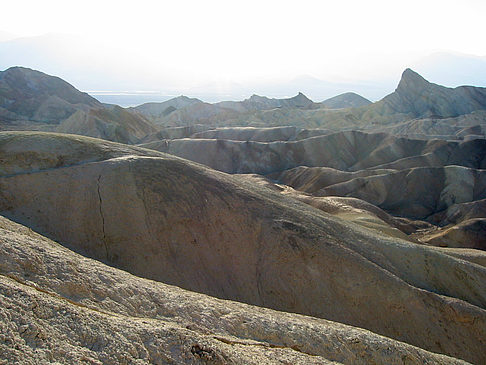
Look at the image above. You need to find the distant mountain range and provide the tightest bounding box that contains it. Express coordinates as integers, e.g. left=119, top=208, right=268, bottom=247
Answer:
left=1, top=34, right=485, bottom=104
left=1, top=65, right=486, bottom=143
left=130, top=68, right=486, bottom=137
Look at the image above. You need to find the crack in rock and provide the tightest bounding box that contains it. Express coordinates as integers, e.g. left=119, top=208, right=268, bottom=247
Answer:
left=97, top=174, right=109, bottom=261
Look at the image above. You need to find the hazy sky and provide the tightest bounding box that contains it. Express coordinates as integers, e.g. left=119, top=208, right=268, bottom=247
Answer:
left=1, top=0, right=486, bottom=100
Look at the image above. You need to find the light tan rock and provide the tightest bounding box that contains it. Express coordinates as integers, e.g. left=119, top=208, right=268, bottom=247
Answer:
left=0, top=216, right=470, bottom=365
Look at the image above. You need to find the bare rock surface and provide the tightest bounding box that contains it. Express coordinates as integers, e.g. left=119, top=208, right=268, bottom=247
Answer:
left=428, top=198, right=486, bottom=226
left=237, top=174, right=419, bottom=240
left=421, top=218, right=486, bottom=250
left=0, top=216, right=469, bottom=364
left=1, top=132, right=486, bottom=363
left=319, top=165, right=486, bottom=219
left=140, top=131, right=486, bottom=174
left=270, top=166, right=397, bottom=194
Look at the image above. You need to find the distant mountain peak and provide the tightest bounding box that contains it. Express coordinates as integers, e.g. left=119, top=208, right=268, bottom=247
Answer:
left=373, top=68, right=486, bottom=119
left=396, top=68, right=430, bottom=94
left=292, top=91, right=311, bottom=100
left=321, top=92, right=371, bottom=109
left=248, top=94, right=269, bottom=101
left=288, top=92, right=313, bottom=107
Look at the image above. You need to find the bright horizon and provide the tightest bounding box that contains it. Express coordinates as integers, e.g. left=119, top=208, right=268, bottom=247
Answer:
left=1, top=0, right=486, bottom=104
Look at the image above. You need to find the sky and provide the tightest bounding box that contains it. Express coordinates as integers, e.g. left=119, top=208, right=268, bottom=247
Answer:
left=1, top=0, right=486, bottom=102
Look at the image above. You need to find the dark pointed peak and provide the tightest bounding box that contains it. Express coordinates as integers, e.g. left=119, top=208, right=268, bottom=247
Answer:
left=292, top=92, right=310, bottom=100
left=248, top=94, right=269, bottom=101
left=290, top=92, right=313, bottom=103
left=396, top=68, right=430, bottom=93
left=401, top=68, right=427, bottom=82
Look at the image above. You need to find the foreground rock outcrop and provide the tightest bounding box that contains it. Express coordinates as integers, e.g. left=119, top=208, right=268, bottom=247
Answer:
left=0, top=216, right=469, bottom=364
left=1, top=132, right=486, bottom=364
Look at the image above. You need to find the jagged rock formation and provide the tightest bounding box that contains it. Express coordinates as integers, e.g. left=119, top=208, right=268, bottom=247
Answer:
left=213, top=93, right=315, bottom=113
left=140, top=131, right=486, bottom=174
left=0, top=67, right=158, bottom=143
left=321, top=92, right=371, bottom=109
left=1, top=131, right=486, bottom=364
left=238, top=92, right=315, bottom=110
left=360, top=68, right=486, bottom=124
left=143, top=130, right=486, bottom=250
left=319, top=165, right=486, bottom=219
left=0, top=216, right=469, bottom=364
